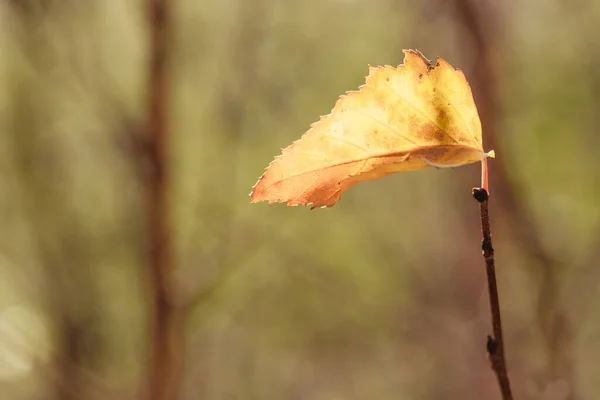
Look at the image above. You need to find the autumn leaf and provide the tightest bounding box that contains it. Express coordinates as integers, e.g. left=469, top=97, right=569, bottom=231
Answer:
left=250, top=49, right=494, bottom=209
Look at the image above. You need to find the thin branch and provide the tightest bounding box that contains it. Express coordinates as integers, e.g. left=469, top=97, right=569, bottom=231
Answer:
left=145, top=0, right=182, bottom=399
left=452, top=0, right=578, bottom=394
left=472, top=188, right=513, bottom=400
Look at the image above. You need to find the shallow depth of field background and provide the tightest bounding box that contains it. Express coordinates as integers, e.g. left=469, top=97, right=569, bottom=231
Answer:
left=1, top=1, right=600, bottom=399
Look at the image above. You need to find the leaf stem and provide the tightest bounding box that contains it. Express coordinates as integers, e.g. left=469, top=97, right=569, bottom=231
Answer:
left=472, top=188, right=513, bottom=400
left=481, top=158, right=489, bottom=192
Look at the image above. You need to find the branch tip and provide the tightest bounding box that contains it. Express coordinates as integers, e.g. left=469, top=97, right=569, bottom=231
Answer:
left=472, top=187, right=488, bottom=203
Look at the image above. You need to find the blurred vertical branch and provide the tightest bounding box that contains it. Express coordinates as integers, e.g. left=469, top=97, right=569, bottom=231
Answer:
left=10, top=104, right=88, bottom=400
left=145, top=0, right=182, bottom=399
left=7, top=3, right=99, bottom=400
left=450, top=0, right=577, bottom=397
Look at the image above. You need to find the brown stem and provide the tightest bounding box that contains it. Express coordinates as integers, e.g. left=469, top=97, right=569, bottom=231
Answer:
left=145, top=0, right=182, bottom=399
left=472, top=188, right=513, bottom=400
left=453, top=0, right=577, bottom=394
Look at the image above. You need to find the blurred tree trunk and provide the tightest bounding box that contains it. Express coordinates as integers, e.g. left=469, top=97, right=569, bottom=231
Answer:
left=144, top=0, right=184, bottom=399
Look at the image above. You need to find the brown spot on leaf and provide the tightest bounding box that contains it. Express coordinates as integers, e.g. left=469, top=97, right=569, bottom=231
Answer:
left=418, top=123, right=438, bottom=141
left=437, top=109, right=448, bottom=122
left=417, top=122, right=447, bottom=143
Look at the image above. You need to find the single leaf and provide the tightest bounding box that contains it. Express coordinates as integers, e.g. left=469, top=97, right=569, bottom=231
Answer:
left=251, top=49, right=494, bottom=209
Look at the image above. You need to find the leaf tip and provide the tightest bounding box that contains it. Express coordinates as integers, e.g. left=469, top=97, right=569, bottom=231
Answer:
left=403, top=48, right=434, bottom=69
left=249, top=174, right=269, bottom=204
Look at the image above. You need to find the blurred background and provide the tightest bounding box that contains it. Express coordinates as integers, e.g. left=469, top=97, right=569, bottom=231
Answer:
left=1, top=0, right=599, bottom=399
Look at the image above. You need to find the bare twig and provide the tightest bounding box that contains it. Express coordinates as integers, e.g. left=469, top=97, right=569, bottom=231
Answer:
left=144, top=0, right=182, bottom=399
left=452, top=0, right=579, bottom=395
left=472, top=187, right=513, bottom=400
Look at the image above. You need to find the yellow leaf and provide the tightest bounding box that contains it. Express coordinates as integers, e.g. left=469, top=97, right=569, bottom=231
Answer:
left=251, top=49, right=494, bottom=209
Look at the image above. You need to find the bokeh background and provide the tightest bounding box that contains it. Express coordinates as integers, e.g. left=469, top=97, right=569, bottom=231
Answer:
left=1, top=0, right=599, bottom=399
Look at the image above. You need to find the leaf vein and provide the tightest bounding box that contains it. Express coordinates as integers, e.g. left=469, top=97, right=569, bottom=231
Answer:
left=345, top=108, right=420, bottom=146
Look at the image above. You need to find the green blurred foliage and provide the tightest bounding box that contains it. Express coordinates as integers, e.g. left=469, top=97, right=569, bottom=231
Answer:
left=0, top=0, right=600, bottom=399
